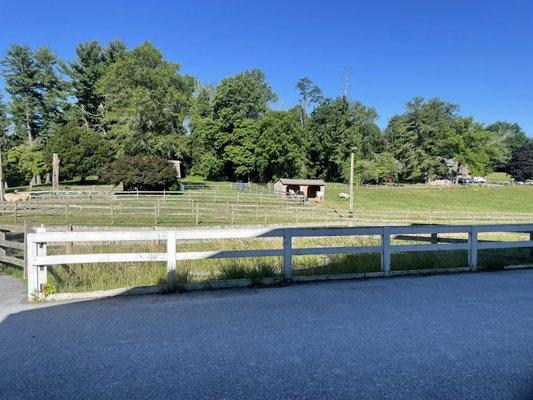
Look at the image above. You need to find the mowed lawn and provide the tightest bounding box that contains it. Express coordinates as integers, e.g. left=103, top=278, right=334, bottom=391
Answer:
left=324, top=185, right=533, bottom=213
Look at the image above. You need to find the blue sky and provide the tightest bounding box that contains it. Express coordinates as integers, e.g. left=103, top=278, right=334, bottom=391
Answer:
left=1, top=0, right=532, bottom=135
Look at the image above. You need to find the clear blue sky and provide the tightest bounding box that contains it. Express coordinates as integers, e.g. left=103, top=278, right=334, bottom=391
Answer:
left=1, top=0, right=532, bottom=135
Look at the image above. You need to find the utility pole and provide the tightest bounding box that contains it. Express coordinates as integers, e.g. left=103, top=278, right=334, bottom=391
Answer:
left=349, top=146, right=356, bottom=212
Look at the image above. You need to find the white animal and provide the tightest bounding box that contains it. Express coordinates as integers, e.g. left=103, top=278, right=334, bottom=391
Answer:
left=4, top=192, right=31, bottom=202
left=337, top=192, right=350, bottom=200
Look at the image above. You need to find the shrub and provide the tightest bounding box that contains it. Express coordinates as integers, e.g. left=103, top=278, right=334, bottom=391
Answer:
left=100, top=156, right=177, bottom=191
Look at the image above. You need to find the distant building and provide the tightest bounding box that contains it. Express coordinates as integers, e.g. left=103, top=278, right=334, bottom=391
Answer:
left=273, top=178, right=326, bottom=202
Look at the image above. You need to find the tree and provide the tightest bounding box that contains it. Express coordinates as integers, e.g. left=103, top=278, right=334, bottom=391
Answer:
left=486, top=121, right=529, bottom=170
left=295, top=77, right=323, bottom=127
left=212, top=69, right=277, bottom=131
left=1, top=45, right=41, bottom=141
left=0, top=94, right=8, bottom=145
left=190, top=69, right=278, bottom=180
left=97, top=42, right=195, bottom=158
left=356, top=152, right=403, bottom=184
left=44, top=124, right=113, bottom=181
left=34, top=47, right=67, bottom=138
left=1, top=44, right=66, bottom=142
left=507, top=143, right=533, bottom=182
left=255, top=110, right=307, bottom=182
left=66, top=40, right=127, bottom=132
left=307, top=97, right=380, bottom=182
left=6, top=141, right=46, bottom=183
left=100, top=156, right=178, bottom=191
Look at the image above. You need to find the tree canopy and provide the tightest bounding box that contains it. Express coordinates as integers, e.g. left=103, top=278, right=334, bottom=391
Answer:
left=0, top=40, right=530, bottom=187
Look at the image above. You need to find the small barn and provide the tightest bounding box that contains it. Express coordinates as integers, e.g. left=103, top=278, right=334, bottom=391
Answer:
left=273, top=178, right=326, bottom=202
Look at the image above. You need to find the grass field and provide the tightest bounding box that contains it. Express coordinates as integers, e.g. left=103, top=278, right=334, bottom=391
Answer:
left=0, top=180, right=532, bottom=227
left=1, top=179, right=531, bottom=294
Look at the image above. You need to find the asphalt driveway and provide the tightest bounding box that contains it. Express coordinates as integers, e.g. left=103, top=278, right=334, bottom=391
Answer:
left=1, top=270, right=532, bottom=399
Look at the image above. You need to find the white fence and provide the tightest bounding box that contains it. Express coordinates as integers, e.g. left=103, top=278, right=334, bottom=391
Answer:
left=25, top=223, right=533, bottom=300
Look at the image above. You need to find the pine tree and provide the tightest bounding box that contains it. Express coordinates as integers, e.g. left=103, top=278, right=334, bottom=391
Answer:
left=1, top=44, right=41, bottom=141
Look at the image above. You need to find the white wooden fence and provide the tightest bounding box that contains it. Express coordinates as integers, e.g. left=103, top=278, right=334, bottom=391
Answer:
left=25, top=223, right=533, bottom=300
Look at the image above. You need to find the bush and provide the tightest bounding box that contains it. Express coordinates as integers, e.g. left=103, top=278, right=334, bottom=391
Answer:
left=100, top=156, right=178, bottom=191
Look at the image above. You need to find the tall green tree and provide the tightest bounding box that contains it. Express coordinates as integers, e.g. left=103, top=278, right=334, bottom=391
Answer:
left=1, top=44, right=66, bottom=142
left=66, top=40, right=127, bottom=131
left=255, top=110, right=307, bottom=182
left=308, top=96, right=382, bottom=182
left=97, top=42, right=195, bottom=158
left=295, top=77, right=323, bottom=127
left=34, top=46, right=67, bottom=137
left=191, top=69, right=278, bottom=180
left=1, top=45, right=42, bottom=141
left=486, top=121, right=529, bottom=170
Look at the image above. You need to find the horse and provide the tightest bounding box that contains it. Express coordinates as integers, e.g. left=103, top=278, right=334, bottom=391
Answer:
left=4, top=192, right=31, bottom=202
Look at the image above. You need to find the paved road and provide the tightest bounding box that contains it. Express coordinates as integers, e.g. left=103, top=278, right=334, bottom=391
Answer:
left=1, top=271, right=532, bottom=400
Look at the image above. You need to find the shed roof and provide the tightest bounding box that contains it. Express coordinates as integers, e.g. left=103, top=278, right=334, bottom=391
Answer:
left=277, top=179, right=326, bottom=186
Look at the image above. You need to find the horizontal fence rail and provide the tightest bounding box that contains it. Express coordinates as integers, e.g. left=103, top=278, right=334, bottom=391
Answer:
left=25, top=223, right=533, bottom=300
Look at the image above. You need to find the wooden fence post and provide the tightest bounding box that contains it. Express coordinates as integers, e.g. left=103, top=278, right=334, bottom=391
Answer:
left=195, top=203, right=199, bottom=226
left=431, top=233, right=438, bottom=244
left=468, top=225, right=478, bottom=271
left=381, top=227, right=391, bottom=274
left=283, top=229, right=293, bottom=279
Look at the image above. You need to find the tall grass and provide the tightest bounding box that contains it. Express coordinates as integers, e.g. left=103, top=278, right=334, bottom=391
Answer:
left=44, top=235, right=533, bottom=293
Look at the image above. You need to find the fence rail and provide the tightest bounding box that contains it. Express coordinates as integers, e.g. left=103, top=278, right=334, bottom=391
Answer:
left=26, top=223, right=533, bottom=301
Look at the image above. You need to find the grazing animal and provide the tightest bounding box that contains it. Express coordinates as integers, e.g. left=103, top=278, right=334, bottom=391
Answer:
left=4, top=192, right=31, bottom=202
left=337, top=192, right=350, bottom=200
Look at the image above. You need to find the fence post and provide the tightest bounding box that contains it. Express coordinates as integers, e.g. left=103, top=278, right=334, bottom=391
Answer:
left=23, top=221, right=30, bottom=280
left=283, top=229, right=293, bottom=280
left=36, top=227, right=47, bottom=293
left=468, top=225, right=478, bottom=271
left=431, top=233, right=438, bottom=244
left=166, top=231, right=176, bottom=290
left=195, top=203, right=199, bottom=226
left=381, top=227, right=391, bottom=274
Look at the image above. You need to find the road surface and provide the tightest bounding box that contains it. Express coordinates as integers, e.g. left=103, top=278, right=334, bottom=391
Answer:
left=1, top=270, right=532, bottom=399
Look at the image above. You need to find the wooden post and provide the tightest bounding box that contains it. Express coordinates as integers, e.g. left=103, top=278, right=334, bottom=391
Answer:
left=52, top=153, right=60, bottom=191
left=381, top=227, right=391, bottom=274
left=13, top=202, right=17, bottom=224
left=283, top=229, right=293, bottom=279
left=65, top=203, right=68, bottom=222
left=110, top=206, right=114, bottom=225
left=195, top=203, right=199, bottom=226
left=431, top=233, right=438, bottom=245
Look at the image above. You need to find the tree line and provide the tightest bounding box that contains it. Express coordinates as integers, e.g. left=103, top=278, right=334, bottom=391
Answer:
left=0, top=40, right=531, bottom=188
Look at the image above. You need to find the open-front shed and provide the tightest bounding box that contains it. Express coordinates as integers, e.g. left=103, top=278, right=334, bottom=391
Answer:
left=273, top=179, right=326, bottom=202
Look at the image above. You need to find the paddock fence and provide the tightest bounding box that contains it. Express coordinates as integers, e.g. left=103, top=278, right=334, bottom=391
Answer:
left=2, top=198, right=533, bottom=226
left=26, top=223, right=533, bottom=301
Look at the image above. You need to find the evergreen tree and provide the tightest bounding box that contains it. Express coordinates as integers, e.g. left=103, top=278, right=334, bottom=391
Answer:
left=1, top=45, right=42, bottom=141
